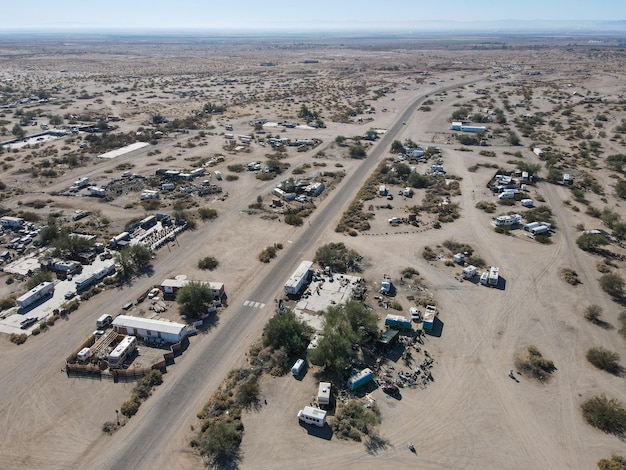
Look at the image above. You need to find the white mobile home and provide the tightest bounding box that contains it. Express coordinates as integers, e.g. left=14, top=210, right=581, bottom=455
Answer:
left=0, top=216, right=24, bottom=228
left=488, top=267, right=499, bottom=286
left=16, top=281, right=55, bottom=309
left=297, top=406, right=327, bottom=427
left=318, top=382, right=331, bottom=406
left=462, top=265, right=477, bottom=279
left=112, top=315, right=188, bottom=343
left=284, top=261, right=314, bottom=295
left=108, top=335, right=137, bottom=368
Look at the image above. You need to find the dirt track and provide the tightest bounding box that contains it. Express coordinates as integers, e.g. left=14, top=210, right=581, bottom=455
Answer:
left=0, top=37, right=624, bottom=470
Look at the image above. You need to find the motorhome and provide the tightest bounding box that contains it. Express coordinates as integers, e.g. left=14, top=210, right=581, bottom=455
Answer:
left=297, top=406, right=327, bottom=427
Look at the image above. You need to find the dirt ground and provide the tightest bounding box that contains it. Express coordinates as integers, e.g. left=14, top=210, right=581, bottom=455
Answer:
left=0, top=35, right=625, bottom=470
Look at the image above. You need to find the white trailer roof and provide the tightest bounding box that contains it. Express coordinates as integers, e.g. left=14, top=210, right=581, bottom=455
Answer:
left=113, top=315, right=187, bottom=336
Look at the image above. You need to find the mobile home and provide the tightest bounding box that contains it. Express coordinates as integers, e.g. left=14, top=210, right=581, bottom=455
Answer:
left=297, top=406, right=327, bottom=427
left=284, top=261, right=314, bottom=296
left=317, top=382, right=331, bottom=406
left=347, top=368, right=374, bottom=391
left=16, top=281, right=55, bottom=309
left=488, top=267, right=499, bottom=286
left=107, top=335, right=137, bottom=369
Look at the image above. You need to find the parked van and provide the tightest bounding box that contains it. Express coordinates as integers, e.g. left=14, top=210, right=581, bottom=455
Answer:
left=96, top=314, right=113, bottom=329
left=291, top=358, right=305, bottom=376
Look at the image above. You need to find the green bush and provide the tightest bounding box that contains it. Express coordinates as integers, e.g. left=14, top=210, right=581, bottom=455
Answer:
left=584, top=305, right=603, bottom=323
left=284, top=213, right=303, bottom=226
left=581, top=395, right=626, bottom=435
left=422, top=246, right=437, bottom=261
left=9, top=333, right=27, bottom=345
left=587, top=347, right=621, bottom=374
left=198, top=256, right=219, bottom=270
left=120, top=397, right=141, bottom=417
left=330, top=400, right=381, bottom=441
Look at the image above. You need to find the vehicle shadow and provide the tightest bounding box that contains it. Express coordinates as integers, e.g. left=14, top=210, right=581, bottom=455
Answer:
left=299, top=421, right=333, bottom=440
left=425, top=317, right=444, bottom=338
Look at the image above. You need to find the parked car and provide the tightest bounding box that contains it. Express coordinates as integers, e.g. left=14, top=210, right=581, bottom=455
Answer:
left=20, top=317, right=38, bottom=329
left=64, top=290, right=76, bottom=300
left=381, top=383, right=400, bottom=395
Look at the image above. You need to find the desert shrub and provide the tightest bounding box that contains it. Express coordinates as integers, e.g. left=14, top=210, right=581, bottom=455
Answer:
left=619, top=312, right=626, bottom=340
left=258, top=246, right=277, bottom=263
left=390, top=301, right=403, bottom=311
left=401, top=267, right=419, bottom=279
left=587, top=347, right=621, bottom=374
left=0, top=297, right=16, bottom=311
left=561, top=268, right=580, bottom=285
left=466, top=255, right=485, bottom=268
left=600, top=273, right=625, bottom=298
left=581, top=395, right=626, bottom=435
left=141, top=199, right=161, bottom=211
left=120, top=396, right=141, bottom=417
left=198, top=207, right=218, bottom=220
left=227, top=164, right=244, bottom=173
left=597, top=454, right=626, bottom=470
left=584, top=305, right=603, bottom=323
left=10, top=333, right=27, bottom=345
left=225, top=174, right=238, bottom=181
left=197, top=418, right=242, bottom=464
left=535, top=235, right=552, bottom=244
left=198, top=256, right=219, bottom=271
left=494, top=225, right=511, bottom=234
left=102, top=421, right=118, bottom=434
left=422, top=246, right=437, bottom=261
left=475, top=200, right=496, bottom=213
left=31, top=327, right=41, bottom=335
left=443, top=239, right=474, bottom=255
left=284, top=213, right=303, bottom=226
left=516, top=346, right=556, bottom=382
left=330, top=400, right=381, bottom=441
left=577, top=233, right=610, bottom=253
left=236, top=378, right=260, bottom=410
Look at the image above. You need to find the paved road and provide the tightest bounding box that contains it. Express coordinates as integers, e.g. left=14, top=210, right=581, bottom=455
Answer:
left=88, top=78, right=483, bottom=470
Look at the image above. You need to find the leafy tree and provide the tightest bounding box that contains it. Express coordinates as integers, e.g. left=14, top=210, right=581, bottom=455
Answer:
left=309, top=301, right=377, bottom=373
left=349, top=144, right=367, bottom=159
left=576, top=233, right=609, bottom=252
left=314, top=242, right=360, bottom=273
left=176, top=281, right=215, bottom=319
left=516, top=161, right=541, bottom=177
left=599, top=273, right=625, bottom=298
left=115, top=244, right=152, bottom=278
left=547, top=168, right=563, bottom=183
left=11, top=123, right=25, bottom=138
left=335, top=135, right=346, bottom=146
left=616, top=180, right=626, bottom=200
left=393, top=163, right=411, bottom=178
left=390, top=140, right=404, bottom=154
left=198, top=420, right=241, bottom=463
left=236, top=378, right=260, bottom=410
left=507, top=131, right=521, bottom=146
left=408, top=172, right=433, bottom=189
left=262, top=310, right=313, bottom=359
left=25, top=271, right=54, bottom=290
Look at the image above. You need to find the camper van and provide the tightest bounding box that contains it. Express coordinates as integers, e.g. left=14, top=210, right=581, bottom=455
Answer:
left=291, top=358, right=305, bottom=377
left=297, top=406, right=327, bottom=427
left=96, top=314, right=113, bottom=329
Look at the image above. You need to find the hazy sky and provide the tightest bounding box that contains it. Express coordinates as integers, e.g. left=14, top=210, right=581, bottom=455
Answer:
left=3, top=0, right=625, bottom=32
